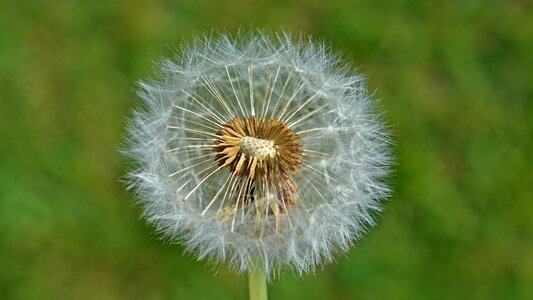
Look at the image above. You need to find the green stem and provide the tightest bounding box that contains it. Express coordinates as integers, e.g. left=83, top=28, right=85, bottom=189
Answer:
left=248, top=268, right=268, bottom=300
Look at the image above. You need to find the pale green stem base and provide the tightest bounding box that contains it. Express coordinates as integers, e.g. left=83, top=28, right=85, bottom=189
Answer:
left=248, top=268, right=268, bottom=300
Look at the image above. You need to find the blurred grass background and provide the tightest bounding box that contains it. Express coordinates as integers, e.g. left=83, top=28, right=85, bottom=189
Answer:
left=1, top=0, right=532, bottom=299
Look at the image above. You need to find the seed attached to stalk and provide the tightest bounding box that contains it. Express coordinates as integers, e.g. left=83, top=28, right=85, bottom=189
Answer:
left=214, top=116, right=303, bottom=211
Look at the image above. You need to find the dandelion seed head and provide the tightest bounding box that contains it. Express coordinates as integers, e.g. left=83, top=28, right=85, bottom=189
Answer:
left=124, top=30, right=392, bottom=277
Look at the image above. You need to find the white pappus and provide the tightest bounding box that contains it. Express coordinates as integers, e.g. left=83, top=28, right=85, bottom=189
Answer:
left=124, top=30, right=392, bottom=278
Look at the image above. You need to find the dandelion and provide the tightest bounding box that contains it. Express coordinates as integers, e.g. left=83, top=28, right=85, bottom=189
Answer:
left=124, top=30, right=391, bottom=299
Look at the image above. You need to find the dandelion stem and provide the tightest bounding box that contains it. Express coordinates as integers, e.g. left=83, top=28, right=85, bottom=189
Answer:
left=248, top=268, right=267, bottom=300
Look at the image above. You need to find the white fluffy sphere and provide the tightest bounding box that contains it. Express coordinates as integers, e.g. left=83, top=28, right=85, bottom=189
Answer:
left=125, top=31, right=392, bottom=277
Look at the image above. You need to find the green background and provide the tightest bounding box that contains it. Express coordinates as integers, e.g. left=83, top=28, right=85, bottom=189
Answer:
left=1, top=0, right=532, bottom=299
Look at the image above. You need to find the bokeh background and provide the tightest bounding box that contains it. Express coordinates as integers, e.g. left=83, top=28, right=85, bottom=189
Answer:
left=1, top=0, right=532, bottom=299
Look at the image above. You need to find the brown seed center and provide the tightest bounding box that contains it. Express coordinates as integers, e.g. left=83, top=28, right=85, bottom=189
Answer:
left=213, top=116, right=303, bottom=210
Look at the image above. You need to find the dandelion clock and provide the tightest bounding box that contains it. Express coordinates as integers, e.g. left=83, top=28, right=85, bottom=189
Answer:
left=124, top=31, right=392, bottom=300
